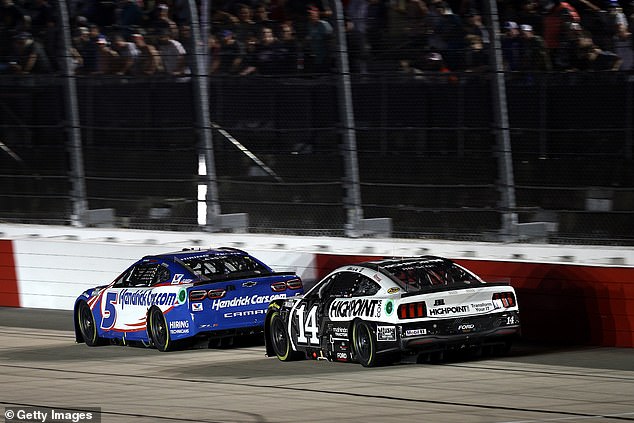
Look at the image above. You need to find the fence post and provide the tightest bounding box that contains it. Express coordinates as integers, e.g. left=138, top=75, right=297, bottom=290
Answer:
left=485, top=0, right=518, bottom=239
left=333, top=0, right=363, bottom=237
left=188, top=0, right=221, bottom=229
left=58, top=0, right=87, bottom=226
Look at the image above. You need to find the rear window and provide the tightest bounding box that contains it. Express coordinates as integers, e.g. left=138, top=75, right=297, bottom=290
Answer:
left=180, top=255, right=271, bottom=280
left=381, top=259, right=482, bottom=292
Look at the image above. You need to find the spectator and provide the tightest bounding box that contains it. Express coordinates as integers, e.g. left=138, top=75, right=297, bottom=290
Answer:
left=516, top=0, right=543, bottom=36
left=74, top=25, right=99, bottom=74
left=584, top=44, right=623, bottom=69
left=217, top=29, right=244, bottom=74
left=502, top=21, right=523, bottom=70
left=111, top=33, right=139, bottom=75
left=117, top=0, right=143, bottom=35
left=366, top=0, right=390, bottom=53
left=305, top=4, right=334, bottom=73
left=542, top=0, right=580, bottom=59
left=421, top=51, right=458, bottom=82
left=613, top=22, right=633, bottom=70
left=234, top=3, right=258, bottom=43
left=208, top=33, right=222, bottom=74
left=402, top=0, right=431, bottom=58
left=255, top=26, right=283, bottom=74
left=519, top=23, right=552, bottom=70
left=156, top=28, right=189, bottom=75
left=7, top=31, right=52, bottom=74
left=239, top=34, right=259, bottom=75
left=253, top=2, right=276, bottom=35
left=1, top=0, right=27, bottom=56
left=277, top=22, right=301, bottom=73
left=131, top=33, right=161, bottom=75
left=95, top=35, right=119, bottom=74
left=178, top=24, right=195, bottom=71
left=463, top=33, right=489, bottom=72
left=432, top=1, right=465, bottom=70
left=29, top=0, right=55, bottom=39
left=463, top=9, right=490, bottom=46
left=601, top=0, right=628, bottom=49
left=555, top=21, right=585, bottom=69
left=153, top=4, right=179, bottom=40
left=346, top=0, right=370, bottom=73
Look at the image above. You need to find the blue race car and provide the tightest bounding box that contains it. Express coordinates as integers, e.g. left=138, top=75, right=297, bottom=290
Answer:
left=74, top=247, right=303, bottom=351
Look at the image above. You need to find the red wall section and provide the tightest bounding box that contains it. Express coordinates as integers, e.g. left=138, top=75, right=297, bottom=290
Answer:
left=314, top=254, right=634, bottom=348
left=0, top=240, right=20, bottom=307
left=454, top=259, right=634, bottom=348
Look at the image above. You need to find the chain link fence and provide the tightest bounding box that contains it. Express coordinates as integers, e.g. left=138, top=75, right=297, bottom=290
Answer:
left=1, top=0, right=633, bottom=244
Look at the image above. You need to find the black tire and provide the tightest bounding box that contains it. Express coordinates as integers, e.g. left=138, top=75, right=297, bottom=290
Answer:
left=148, top=307, right=172, bottom=352
left=269, top=311, right=301, bottom=361
left=77, top=301, right=103, bottom=346
left=352, top=320, right=379, bottom=367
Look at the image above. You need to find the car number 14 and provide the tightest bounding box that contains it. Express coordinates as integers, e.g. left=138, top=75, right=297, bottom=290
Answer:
left=296, top=304, right=319, bottom=345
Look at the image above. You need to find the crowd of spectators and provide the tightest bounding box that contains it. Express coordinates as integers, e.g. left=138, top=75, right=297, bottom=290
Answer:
left=0, top=0, right=633, bottom=76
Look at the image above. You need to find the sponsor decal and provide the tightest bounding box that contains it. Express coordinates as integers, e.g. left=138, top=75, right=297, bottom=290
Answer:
left=377, top=326, right=396, bottom=341
left=169, top=320, right=189, bottom=329
left=332, top=326, right=348, bottom=338
left=404, top=328, right=427, bottom=337
left=458, top=324, right=475, bottom=331
left=224, top=309, right=266, bottom=318
left=171, top=274, right=184, bottom=284
left=373, top=274, right=381, bottom=282
left=191, top=302, right=203, bottom=312
left=387, top=287, right=400, bottom=294
left=177, top=288, right=187, bottom=304
left=470, top=302, right=493, bottom=313
left=434, top=299, right=445, bottom=306
left=428, top=305, right=470, bottom=316
left=336, top=352, right=348, bottom=361
left=242, top=281, right=257, bottom=287
left=385, top=299, right=394, bottom=316
left=211, top=294, right=287, bottom=311
left=119, top=289, right=177, bottom=310
left=329, top=298, right=382, bottom=319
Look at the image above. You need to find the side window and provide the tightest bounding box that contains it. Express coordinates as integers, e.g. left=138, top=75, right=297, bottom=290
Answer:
left=153, top=265, right=171, bottom=286
left=319, top=272, right=361, bottom=298
left=350, top=275, right=380, bottom=297
left=116, top=263, right=163, bottom=287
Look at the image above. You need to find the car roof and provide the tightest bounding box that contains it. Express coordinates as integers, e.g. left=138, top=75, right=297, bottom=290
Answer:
left=145, top=247, right=250, bottom=261
left=357, top=255, right=454, bottom=270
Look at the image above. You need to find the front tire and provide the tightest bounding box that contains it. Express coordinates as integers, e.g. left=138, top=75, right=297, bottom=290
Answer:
left=269, top=311, right=301, bottom=361
left=148, top=307, right=172, bottom=352
left=77, top=301, right=103, bottom=346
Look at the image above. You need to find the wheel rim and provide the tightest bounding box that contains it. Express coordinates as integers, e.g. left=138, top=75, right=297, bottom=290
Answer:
left=152, top=310, right=167, bottom=348
left=354, top=324, right=372, bottom=364
left=78, top=303, right=95, bottom=342
left=271, top=315, right=289, bottom=358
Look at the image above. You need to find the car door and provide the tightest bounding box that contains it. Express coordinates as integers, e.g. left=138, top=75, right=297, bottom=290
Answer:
left=289, top=271, right=364, bottom=350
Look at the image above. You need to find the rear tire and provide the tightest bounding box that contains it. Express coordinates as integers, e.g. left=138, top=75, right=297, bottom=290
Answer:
left=269, top=311, right=301, bottom=361
left=352, top=320, right=380, bottom=367
left=77, top=301, right=104, bottom=346
left=148, top=307, right=172, bottom=352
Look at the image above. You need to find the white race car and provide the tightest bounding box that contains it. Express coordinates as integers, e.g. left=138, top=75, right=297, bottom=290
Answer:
left=265, top=256, right=520, bottom=367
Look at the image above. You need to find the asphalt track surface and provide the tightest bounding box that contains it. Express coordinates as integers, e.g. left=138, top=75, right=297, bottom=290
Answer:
left=1, top=307, right=633, bottom=423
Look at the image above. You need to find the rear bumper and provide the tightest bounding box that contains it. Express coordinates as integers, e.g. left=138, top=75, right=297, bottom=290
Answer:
left=401, top=325, right=521, bottom=351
